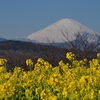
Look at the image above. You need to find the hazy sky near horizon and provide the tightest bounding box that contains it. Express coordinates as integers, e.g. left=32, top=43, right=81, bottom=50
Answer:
left=0, top=0, right=100, bottom=39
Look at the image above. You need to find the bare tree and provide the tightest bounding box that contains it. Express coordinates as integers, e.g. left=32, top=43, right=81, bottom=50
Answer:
left=60, top=29, right=100, bottom=60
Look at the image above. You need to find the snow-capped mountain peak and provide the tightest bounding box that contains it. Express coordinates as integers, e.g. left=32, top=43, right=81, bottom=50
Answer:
left=26, top=18, right=97, bottom=43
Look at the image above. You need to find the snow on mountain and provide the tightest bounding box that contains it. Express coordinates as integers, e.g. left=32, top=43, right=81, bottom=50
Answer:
left=26, top=18, right=97, bottom=43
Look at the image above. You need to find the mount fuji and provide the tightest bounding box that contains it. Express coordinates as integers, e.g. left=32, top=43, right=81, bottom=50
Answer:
left=26, top=18, right=98, bottom=43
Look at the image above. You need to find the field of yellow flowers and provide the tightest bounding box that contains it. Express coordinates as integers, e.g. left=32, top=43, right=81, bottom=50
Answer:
left=0, top=52, right=100, bottom=100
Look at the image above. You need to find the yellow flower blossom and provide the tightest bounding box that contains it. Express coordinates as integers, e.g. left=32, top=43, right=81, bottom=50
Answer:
left=35, top=87, right=42, bottom=95
left=25, top=89, right=32, bottom=97
left=0, top=58, right=7, bottom=66
left=62, top=87, right=68, bottom=98
left=97, top=53, right=100, bottom=58
left=66, top=52, right=76, bottom=61
left=26, top=59, right=33, bottom=66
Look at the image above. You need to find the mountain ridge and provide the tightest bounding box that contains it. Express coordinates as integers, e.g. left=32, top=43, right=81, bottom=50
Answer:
left=0, top=37, right=7, bottom=41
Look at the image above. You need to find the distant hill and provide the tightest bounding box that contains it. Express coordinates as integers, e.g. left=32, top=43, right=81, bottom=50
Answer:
left=0, top=40, right=67, bottom=70
left=0, top=37, right=7, bottom=41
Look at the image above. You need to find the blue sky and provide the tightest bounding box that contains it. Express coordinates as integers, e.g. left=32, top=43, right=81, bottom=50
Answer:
left=0, top=0, right=100, bottom=39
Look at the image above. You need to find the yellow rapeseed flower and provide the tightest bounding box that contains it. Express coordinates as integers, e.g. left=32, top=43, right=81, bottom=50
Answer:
left=62, top=87, right=68, bottom=98
left=66, top=52, right=76, bottom=61
left=26, top=59, right=33, bottom=66
left=0, top=58, right=7, bottom=67
left=97, top=53, right=100, bottom=58
left=35, top=87, right=42, bottom=95
left=25, top=89, right=32, bottom=97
